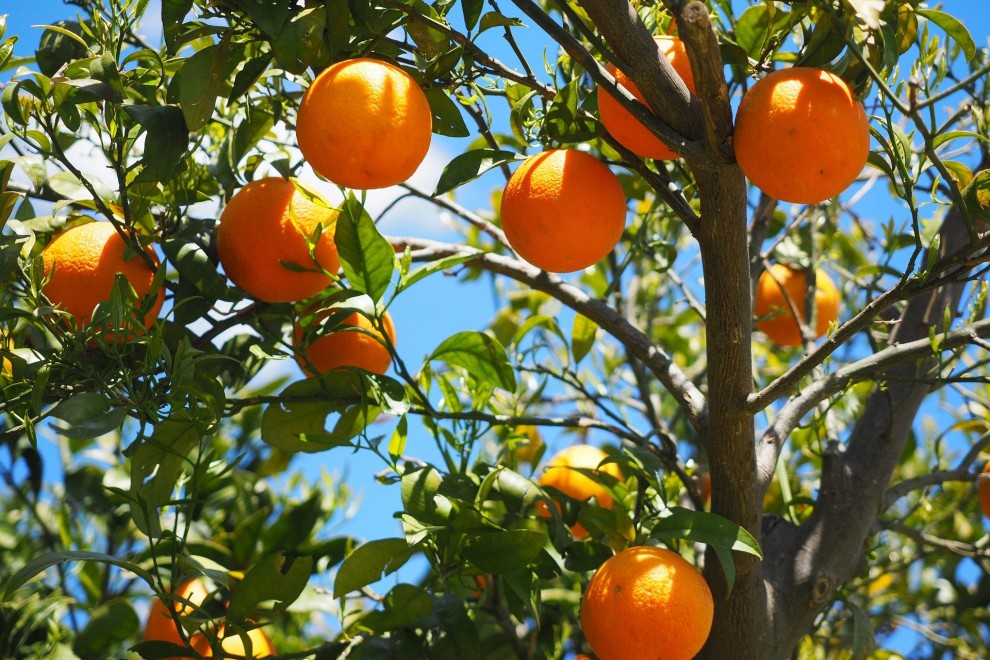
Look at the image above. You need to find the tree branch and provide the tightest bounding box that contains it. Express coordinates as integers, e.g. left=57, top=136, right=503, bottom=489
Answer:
left=388, top=236, right=708, bottom=434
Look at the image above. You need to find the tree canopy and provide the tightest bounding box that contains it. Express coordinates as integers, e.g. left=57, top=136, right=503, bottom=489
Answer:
left=1, top=0, right=989, bottom=658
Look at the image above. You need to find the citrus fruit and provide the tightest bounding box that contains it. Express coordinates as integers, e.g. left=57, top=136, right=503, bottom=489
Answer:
left=293, top=309, right=395, bottom=377
left=216, top=177, right=340, bottom=303
left=510, top=425, right=544, bottom=465
left=143, top=578, right=211, bottom=652
left=296, top=58, right=433, bottom=190
left=581, top=545, right=714, bottom=660
left=754, top=263, right=839, bottom=347
left=597, top=35, right=696, bottom=160
left=500, top=149, right=627, bottom=273
left=733, top=67, right=870, bottom=204
left=979, top=461, right=990, bottom=519
left=190, top=625, right=275, bottom=658
left=41, top=221, right=163, bottom=335
left=537, top=444, right=623, bottom=538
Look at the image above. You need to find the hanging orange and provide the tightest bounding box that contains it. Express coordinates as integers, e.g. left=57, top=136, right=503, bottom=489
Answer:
left=734, top=67, right=870, bottom=204
left=754, top=264, right=840, bottom=347
left=216, top=177, right=340, bottom=303
left=296, top=58, right=433, bottom=190
left=500, top=149, right=627, bottom=273
left=581, top=545, right=713, bottom=660
left=293, top=309, right=396, bottom=377
left=41, top=221, right=163, bottom=335
left=537, top=444, right=623, bottom=538
left=597, top=35, right=696, bottom=160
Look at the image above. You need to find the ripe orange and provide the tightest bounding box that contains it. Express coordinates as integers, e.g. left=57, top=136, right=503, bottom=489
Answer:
left=537, top=444, right=623, bottom=538
left=293, top=309, right=396, bottom=377
left=190, top=625, right=275, bottom=658
left=734, top=67, right=869, bottom=204
left=296, top=58, right=433, bottom=190
left=216, top=177, right=340, bottom=303
left=581, top=545, right=713, bottom=660
left=143, top=578, right=211, bottom=653
left=500, top=149, right=627, bottom=273
left=754, top=263, right=840, bottom=347
left=41, top=221, right=163, bottom=334
left=597, top=35, right=696, bottom=160
left=979, top=461, right=990, bottom=519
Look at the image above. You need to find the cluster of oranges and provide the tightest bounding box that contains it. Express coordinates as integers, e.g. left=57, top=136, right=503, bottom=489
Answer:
left=530, top=442, right=713, bottom=658
left=142, top=578, right=275, bottom=659
left=39, top=58, right=425, bottom=375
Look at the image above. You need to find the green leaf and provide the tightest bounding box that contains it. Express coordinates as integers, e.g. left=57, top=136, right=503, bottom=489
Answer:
left=652, top=507, right=763, bottom=557
left=430, top=330, right=516, bottom=391
left=401, top=466, right=453, bottom=524
left=434, top=149, right=520, bottom=196
left=462, top=0, right=484, bottom=32
left=129, top=420, right=201, bottom=537
left=124, top=105, right=189, bottom=182
left=260, top=376, right=379, bottom=453
left=72, top=598, right=139, bottom=658
left=400, top=253, right=476, bottom=291
left=226, top=553, right=312, bottom=621
left=916, top=8, right=977, bottom=62
left=479, top=11, right=525, bottom=33
left=562, top=540, right=613, bottom=572
left=162, top=233, right=229, bottom=299
left=334, top=538, right=416, bottom=598
left=4, top=551, right=154, bottom=600
left=162, top=0, right=193, bottom=53
left=354, top=583, right=433, bottom=633
left=423, top=87, right=469, bottom=138
left=461, top=529, right=547, bottom=574
left=848, top=601, right=877, bottom=659
left=179, top=42, right=228, bottom=131
left=49, top=393, right=129, bottom=440
left=570, top=313, right=597, bottom=364
left=388, top=414, right=408, bottom=460
left=334, top=194, right=395, bottom=303
left=270, top=7, right=330, bottom=74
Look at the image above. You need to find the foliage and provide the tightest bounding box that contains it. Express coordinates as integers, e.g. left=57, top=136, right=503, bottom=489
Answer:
left=0, top=0, right=988, bottom=658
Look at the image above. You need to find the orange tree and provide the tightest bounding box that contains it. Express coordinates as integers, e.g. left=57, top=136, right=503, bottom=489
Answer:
left=1, top=0, right=989, bottom=658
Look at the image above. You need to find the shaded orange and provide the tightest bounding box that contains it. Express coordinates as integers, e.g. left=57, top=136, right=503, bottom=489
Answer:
left=190, top=625, right=275, bottom=658
left=500, top=149, right=626, bottom=273
left=734, top=67, right=870, bottom=204
left=41, top=221, right=163, bottom=334
left=293, top=309, right=396, bottom=377
left=754, top=264, right=839, bottom=347
left=216, top=177, right=340, bottom=303
left=537, top=444, right=622, bottom=538
left=296, top=58, right=432, bottom=190
left=980, top=461, right=990, bottom=520
left=143, top=578, right=211, bottom=655
left=597, top=36, right=696, bottom=160
left=580, top=545, right=713, bottom=660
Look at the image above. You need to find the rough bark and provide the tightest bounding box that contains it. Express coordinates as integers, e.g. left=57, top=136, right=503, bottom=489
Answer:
left=757, top=200, right=982, bottom=655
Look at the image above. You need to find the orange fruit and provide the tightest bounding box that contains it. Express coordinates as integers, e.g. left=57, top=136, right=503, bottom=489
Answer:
left=734, top=67, right=870, bottom=204
left=537, top=444, right=623, bottom=538
left=143, top=578, right=211, bottom=653
left=597, top=35, right=696, bottom=160
left=296, top=58, right=433, bottom=190
left=754, top=263, right=839, bottom=347
left=293, top=309, right=395, bottom=377
left=216, top=177, right=340, bottom=303
left=41, top=221, right=163, bottom=334
left=580, top=545, right=713, bottom=660
left=500, top=149, right=627, bottom=273
left=979, top=461, right=990, bottom=519
left=510, top=425, right=544, bottom=465
left=190, top=625, right=275, bottom=658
